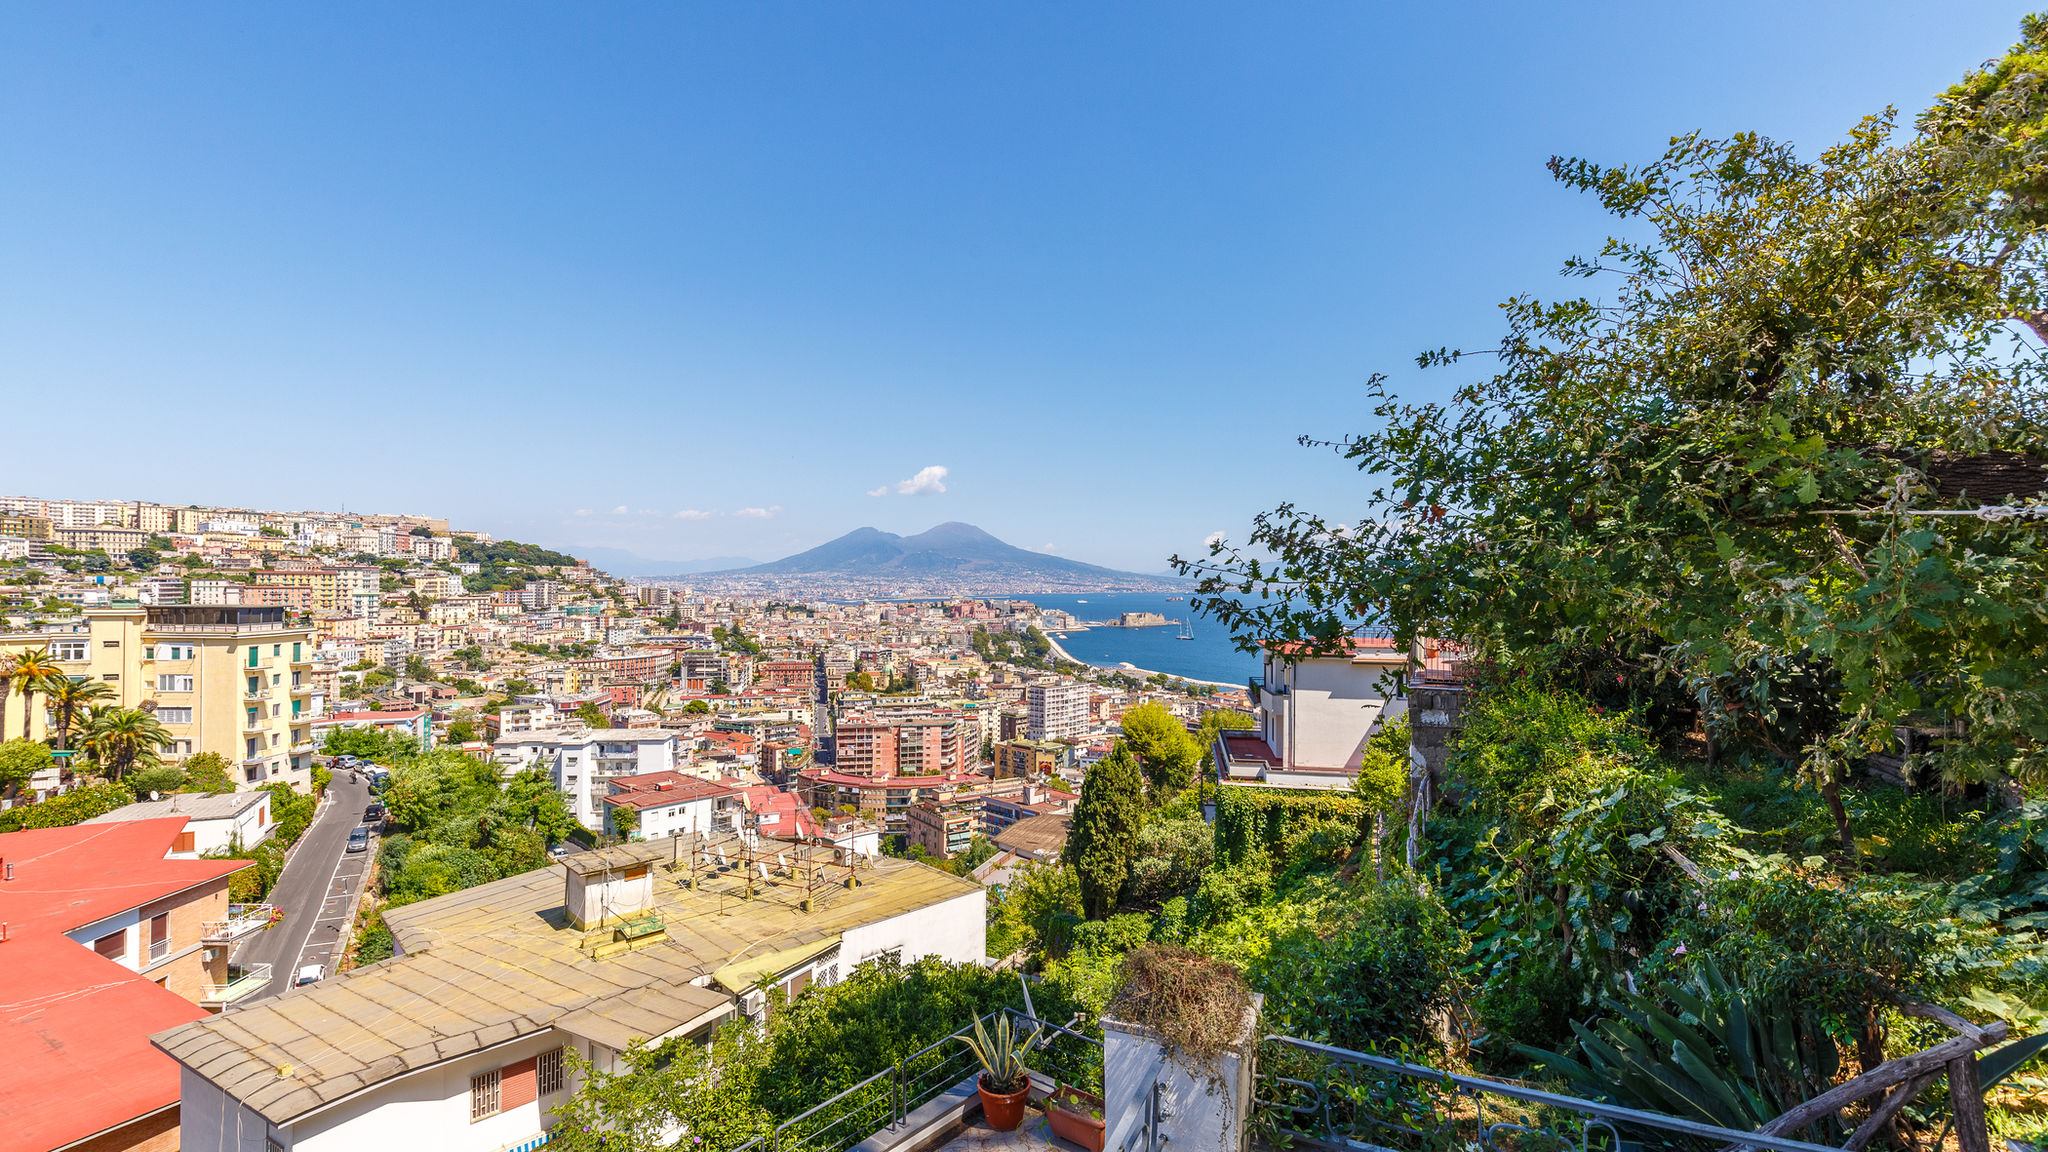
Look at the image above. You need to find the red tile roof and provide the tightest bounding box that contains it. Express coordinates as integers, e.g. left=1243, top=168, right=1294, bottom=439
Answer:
left=1262, top=636, right=1404, bottom=658
left=601, top=772, right=740, bottom=811
left=0, top=819, right=251, bottom=1152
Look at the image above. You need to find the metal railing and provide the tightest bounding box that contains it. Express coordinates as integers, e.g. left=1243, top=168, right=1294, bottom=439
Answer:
left=1254, top=1036, right=1849, bottom=1152
left=148, top=937, right=171, bottom=963
left=200, top=963, right=272, bottom=1005
left=732, top=1008, right=1102, bottom=1152
left=201, top=904, right=276, bottom=943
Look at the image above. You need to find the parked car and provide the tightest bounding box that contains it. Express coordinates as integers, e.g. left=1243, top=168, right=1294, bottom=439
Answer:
left=295, top=964, right=324, bottom=987
left=363, top=802, right=385, bottom=824
left=347, top=827, right=370, bottom=853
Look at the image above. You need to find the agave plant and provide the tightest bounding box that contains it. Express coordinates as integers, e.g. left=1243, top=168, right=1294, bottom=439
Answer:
left=1518, top=962, right=1844, bottom=1139
left=959, top=1012, right=1044, bottom=1094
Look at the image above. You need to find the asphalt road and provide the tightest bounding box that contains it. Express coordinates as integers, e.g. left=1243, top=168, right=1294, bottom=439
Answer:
left=231, top=769, right=377, bottom=1004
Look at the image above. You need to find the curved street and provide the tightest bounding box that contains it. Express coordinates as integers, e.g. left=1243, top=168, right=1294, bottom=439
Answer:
left=229, top=770, right=376, bottom=1004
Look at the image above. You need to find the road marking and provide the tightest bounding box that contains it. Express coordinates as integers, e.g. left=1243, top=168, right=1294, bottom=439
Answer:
left=284, top=798, right=373, bottom=986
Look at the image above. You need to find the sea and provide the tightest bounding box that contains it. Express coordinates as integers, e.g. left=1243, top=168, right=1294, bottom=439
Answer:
left=1021, top=592, right=1258, bottom=687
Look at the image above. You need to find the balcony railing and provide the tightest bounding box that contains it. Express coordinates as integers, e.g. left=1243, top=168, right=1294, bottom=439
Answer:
left=199, top=963, right=272, bottom=1006
left=1253, top=1035, right=1846, bottom=1152
left=244, top=689, right=269, bottom=702
left=731, top=1008, right=1101, bottom=1152
left=148, top=937, right=172, bottom=963
left=201, top=904, right=277, bottom=944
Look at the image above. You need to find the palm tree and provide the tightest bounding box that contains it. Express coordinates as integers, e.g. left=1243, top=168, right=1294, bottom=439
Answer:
left=7, top=649, right=61, bottom=742
left=46, top=676, right=114, bottom=750
left=79, top=706, right=174, bottom=781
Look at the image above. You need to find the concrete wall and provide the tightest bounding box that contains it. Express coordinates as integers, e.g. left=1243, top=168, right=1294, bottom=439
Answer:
left=840, top=885, right=986, bottom=968
left=284, top=1032, right=579, bottom=1152
left=1102, top=996, right=1260, bottom=1152
left=1281, top=658, right=1404, bottom=772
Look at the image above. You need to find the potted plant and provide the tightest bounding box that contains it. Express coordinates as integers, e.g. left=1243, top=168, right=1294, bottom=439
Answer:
left=959, top=1013, right=1043, bottom=1131
left=1045, top=1083, right=1105, bottom=1152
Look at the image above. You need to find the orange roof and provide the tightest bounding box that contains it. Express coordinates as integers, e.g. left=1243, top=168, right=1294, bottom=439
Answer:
left=0, top=819, right=250, bottom=1152
left=1263, top=636, right=1405, bottom=659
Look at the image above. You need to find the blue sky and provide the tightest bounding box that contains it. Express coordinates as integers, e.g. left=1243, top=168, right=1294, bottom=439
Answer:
left=0, top=4, right=2026, bottom=572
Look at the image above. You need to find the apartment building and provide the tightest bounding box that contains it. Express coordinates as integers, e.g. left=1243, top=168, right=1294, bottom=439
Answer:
left=254, top=566, right=342, bottom=610
left=0, top=511, right=53, bottom=539
left=905, top=800, right=977, bottom=859
left=0, top=819, right=264, bottom=1152
left=601, top=771, right=741, bottom=840
left=492, top=729, right=680, bottom=826
left=83, top=791, right=278, bottom=855
left=759, top=658, right=816, bottom=690
left=1026, top=681, right=1087, bottom=742
left=1212, top=637, right=1411, bottom=790
left=157, top=838, right=985, bottom=1152
left=56, top=604, right=320, bottom=791
left=994, top=737, right=1068, bottom=778
left=56, top=523, right=149, bottom=553
left=833, top=709, right=971, bottom=779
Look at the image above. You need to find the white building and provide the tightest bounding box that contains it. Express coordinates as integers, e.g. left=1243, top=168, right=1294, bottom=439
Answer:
left=1210, top=637, right=1410, bottom=790
left=156, top=837, right=985, bottom=1152
left=1026, top=681, right=1087, bottom=742
left=601, top=772, right=741, bottom=840
left=492, top=729, right=680, bottom=827
left=81, top=791, right=278, bottom=856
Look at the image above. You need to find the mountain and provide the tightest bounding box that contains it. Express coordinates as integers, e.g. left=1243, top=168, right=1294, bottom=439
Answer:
left=712, top=523, right=1174, bottom=587
left=570, top=546, right=759, bottom=577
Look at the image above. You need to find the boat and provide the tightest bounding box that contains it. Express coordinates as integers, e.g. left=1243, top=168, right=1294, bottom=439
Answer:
left=1177, top=618, right=1193, bottom=640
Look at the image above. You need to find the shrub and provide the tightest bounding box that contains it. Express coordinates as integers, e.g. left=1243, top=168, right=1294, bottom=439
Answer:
left=0, top=780, right=135, bottom=831
left=1250, top=883, right=1466, bottom=1053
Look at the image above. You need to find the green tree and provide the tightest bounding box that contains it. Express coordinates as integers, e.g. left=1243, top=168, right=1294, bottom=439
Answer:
left=403, top=653, right=432, bottom=681
left=0, top=780, right=135, bottom=831
left=0, top=738, right=52, bottom=793
left=128, top=764, right=188, bottom=797
left=46, top=675, right=113, bottom=751
left=8, top=648, right=60, bottom=742
left=78, top=706, right=175, bottom=780
left=1120, top=702, right=1202, bottom=799
left=1064, top=741, right=1145, bottom=919
left=575, top=702, right=609, bottom=728
left=125, top=547, right=161, bottom=569
left=1180, top=45, right=2048, bottom=838
left=684, top=699, right=710, bottom=715
left=182, top=751, right=234, bottom=793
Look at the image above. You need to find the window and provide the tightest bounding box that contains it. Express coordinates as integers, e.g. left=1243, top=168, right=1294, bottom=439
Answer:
left=272, top=644, right=281, bottom=657
left=50, top=641, right=87, bottom=662
left=470, top=1069, right=501, bottom=1122
left=102, top=639, right=120, bottom=648
left=537, top=1046, right=565, bottom=1096
left=171, top=740, right=191, bottom=755
left=157, top=708, right=193, bottom=724
left=93, top=931, right=126, bottom=961
left=158, top=674, right=193, bottom=692
left=144, top=646, right=155, bottom=660
left=247, top=738, right=260, bottom=758
left=244, top=765, right=263, bottom=783
left=101, top=673, right=118, bottom=681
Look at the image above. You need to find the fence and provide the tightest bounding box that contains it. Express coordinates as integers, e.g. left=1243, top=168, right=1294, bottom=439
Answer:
left=734, top=1008, right=1103, bottom=1152
left=1254, top=1036, right=1850, bottom=1152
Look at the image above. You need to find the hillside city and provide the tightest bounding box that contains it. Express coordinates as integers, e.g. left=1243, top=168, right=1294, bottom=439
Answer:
left=8, top=13, right=2048, bottom=1152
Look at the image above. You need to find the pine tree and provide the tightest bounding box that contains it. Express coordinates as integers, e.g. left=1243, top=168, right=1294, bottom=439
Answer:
left=1063, top=740, right=1144, bottom=919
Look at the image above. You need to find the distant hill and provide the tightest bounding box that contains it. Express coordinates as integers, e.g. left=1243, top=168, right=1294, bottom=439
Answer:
left=571, top=546, right=759, bottom=577
left=713, top=523, right=1168, bottom=585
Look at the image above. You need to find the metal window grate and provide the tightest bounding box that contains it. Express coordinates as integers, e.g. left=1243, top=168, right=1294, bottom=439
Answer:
left=470, top=1068, right=500, bottom=1122
left=537, top=1047, right=564, bottom=1096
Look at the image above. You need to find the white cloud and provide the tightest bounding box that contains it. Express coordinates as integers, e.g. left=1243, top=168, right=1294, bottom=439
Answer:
left=1204, top=531, right=1226, bottom=547
left=734, top=506, right=780, bottom=519
left=1040, top=543, right=1059, bottom=553
left=574, top=509, right=594, bottom=517
left=672, top=509, right=712, bottom=520
left=611, top=505, right=628, bottom=515
left=873, top=465, right=949, bottom=496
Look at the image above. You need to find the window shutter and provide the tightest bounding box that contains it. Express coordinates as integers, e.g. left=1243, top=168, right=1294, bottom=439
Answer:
left=469, top=1068, right=500, bottom=1122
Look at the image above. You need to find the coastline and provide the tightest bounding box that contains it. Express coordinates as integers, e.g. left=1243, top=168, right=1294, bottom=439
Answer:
left=1043, top=629, right=1243, bottom=690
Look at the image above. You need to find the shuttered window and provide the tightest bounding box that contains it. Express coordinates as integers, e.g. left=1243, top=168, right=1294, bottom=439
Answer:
left=500, top=1056, right=538, bottom=1111
left=470, top=1069, right=500, bottom=1122
left=537, top=1047, right=565, bottom=1096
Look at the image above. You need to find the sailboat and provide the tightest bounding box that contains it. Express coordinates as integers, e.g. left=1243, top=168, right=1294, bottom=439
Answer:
left=1177, top=618, right=1193, bottom=640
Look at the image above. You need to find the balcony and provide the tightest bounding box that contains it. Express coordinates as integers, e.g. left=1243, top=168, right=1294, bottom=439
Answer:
left=244, top=717, right=269, bottom=733
left=244, top=688, right=269, bottom=702
left=290, top=682, right=313, bottom=696
left=292, top=741, right=316, bottom=754
left=148, top=937, right=172, bottom=963
left=199, top=963, right=272, bottom=1007
left=201, top=904, right=277, bottom=944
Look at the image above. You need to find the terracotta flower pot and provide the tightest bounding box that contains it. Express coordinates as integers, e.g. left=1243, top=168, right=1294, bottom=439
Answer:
left=1047, top=1085, right=1106, bottom=1152
left=978, top=1074, right=1031, bottom=1131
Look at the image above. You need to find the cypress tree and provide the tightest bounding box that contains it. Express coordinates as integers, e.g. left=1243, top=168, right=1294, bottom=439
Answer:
left=1064, top=740, right=1144, bottom=919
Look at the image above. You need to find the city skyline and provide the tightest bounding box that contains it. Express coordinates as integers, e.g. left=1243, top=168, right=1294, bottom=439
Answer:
left=0, top=3, right=2023, bottom=571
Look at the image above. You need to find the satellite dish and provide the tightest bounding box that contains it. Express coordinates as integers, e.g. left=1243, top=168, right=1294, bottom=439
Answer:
left=150, top=791, right=161, bottom=801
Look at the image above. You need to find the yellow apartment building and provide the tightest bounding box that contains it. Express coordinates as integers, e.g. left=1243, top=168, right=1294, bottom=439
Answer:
left=253, top=566, right=340, bottom=611
left=0, top=513, right=54, bottom=539
left=56, top=603, right=320, bottom=792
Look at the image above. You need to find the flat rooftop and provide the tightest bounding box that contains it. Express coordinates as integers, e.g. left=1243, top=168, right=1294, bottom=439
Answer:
left=152, top=835, right=979, bottom=1127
